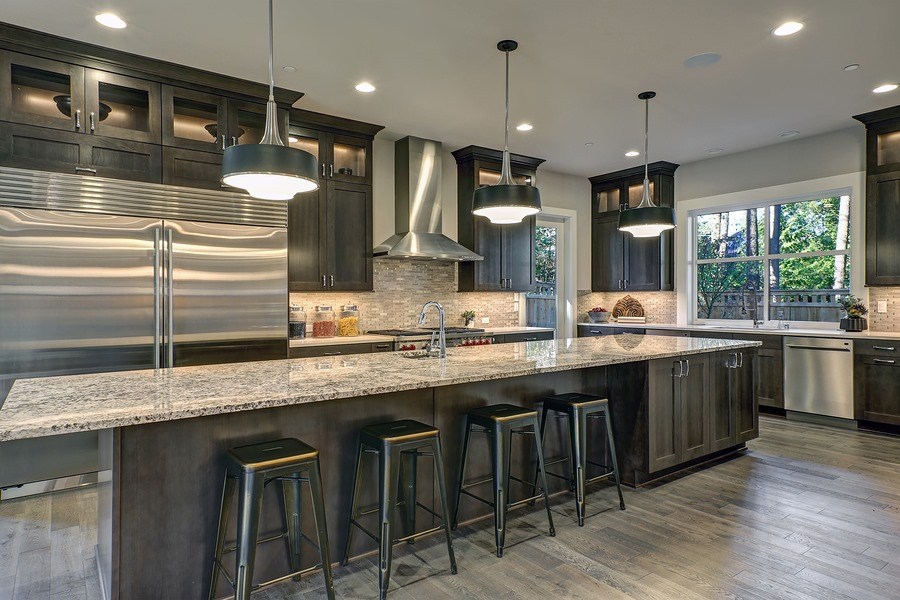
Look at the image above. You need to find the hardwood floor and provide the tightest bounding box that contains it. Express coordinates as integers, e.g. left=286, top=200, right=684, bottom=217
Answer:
left=2, top=416, right=899, bottom=599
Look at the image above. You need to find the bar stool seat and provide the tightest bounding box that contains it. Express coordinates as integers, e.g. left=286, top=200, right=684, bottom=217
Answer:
left=342, top=419, right=457, bottom=600
left=534, top=393, right=625, bottom=526
left=209, top=438, right=335, bottom=600
left=452, top=403, right=555, bottom=558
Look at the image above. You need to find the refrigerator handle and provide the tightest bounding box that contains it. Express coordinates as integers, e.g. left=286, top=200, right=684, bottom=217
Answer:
left=166, top=228, right=175, bottom=368
left=153, top=228, right=162, bottom=369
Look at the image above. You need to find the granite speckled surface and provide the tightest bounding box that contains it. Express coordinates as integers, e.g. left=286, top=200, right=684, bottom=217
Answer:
left=0, top=336, right=760, bottom=442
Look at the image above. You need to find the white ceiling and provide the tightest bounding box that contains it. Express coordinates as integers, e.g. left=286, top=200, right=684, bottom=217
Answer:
left=3, top=0, right=899, bottom=176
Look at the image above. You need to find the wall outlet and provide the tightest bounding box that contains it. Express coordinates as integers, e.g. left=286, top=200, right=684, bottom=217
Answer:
left=481, top=316, right=490, bottom=324
left=878, top=300, right=888, bottom=313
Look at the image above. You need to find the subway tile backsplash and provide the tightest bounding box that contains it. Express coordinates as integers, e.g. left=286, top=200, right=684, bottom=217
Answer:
left=577, top=290, right=677, bottom=324
left=289, top=261, right=519, bottom=331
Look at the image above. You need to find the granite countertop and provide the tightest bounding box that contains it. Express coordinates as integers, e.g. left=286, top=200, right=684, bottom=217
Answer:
left=288, top=326, right=554, bottom=348
left=0, top=336, right=758, bottom=442
left=578, top=321, right=900, bottom=341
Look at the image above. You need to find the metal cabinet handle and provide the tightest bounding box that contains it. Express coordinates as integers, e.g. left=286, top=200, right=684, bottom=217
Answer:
left=674, top=360, right=684, bottom=378
left=221, top=134, right=227, bottom=150
left=618, top=279, right=623, bottom=289
left=874, top=358, right=896, bottom=365
left=329, top=164, right=334, bottom=177
left=231, top=136, right=237, bottom=147
left=89, top=112, right=95, bottom=132
left=322, top=351, right=342, bottom=356
left=330, top=274, right=335, bottom=287
left=738, top=352, right=744, bottom=368
left=375, top=343, right=390, bottom=349
left=74, top=166, right=97, bottom=174
left=75, top=109, right=81, bottom=130
left=525, top=337, right=538, bottom=341
left=321, top=275, right=326, bottom=288
left=506, top=278, right=512, bottom=288
left=624, top=279, right=629, bottom=289
left=683, top=359, right=690, bottom=377
left=500, top=278, right=506, bottom=289
left=321, top=163, right=326, bottom=178
left=589, top=329, right=601, bottom=334
left=873, top=346, right=896, bottom=351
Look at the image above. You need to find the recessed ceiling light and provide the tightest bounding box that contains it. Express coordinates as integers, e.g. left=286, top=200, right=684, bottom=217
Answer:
left=584, top=142, right=594, bottom=147
left=873, top=83, right=898, bottom=94
left=516, top=123, right=533, bottom=131
left=683, top=53, right=721, bottom=69
left=624, top=150, right=640, bottom=157
left=843, top=64, right=860, bottom=71
left=706, top=148, right=724, bottom=154
left=95, top=13, right=127, bottom=29
left=779, top=130, right=800, bottom=138
left=772, top=21, right=804, bottom=36
left=288, top=136, right=298, bottom=143
left=354, top=82, right=375, bottom=93
left=282, top=65, right=296, bottom=73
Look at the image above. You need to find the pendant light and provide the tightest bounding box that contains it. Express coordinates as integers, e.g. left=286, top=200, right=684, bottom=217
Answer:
left=221, top=0, right=318, bottom=201
left=472, top=40, right=541, bottom=224
left=618, top=91, right=676, bottom=237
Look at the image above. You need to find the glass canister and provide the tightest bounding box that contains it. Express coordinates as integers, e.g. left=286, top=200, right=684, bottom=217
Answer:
left=338, top=304, right=361, bottom=337
left=311, top=305, right=336, bottom=338
left=288, top=304, right=307, bottom=339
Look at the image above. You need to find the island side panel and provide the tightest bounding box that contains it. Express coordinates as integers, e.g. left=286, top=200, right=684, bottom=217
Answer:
left=114, top=388, right=433, bottom=600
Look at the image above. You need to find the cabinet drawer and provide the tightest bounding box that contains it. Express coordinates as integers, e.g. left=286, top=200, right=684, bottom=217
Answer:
left=498, top=331, right=555, bottom=343
left=855, top=356, right=900, bottom=425
left=162, top=147, right=223, bottom=190
left=731, top=332, right=782, bottom=351
left=371, top=342, right=393, bottom=353
left=578, top=324, right=613, bottom=337
left=289, top=342, right=374, bottom=359
left=855, top=339, right=900, bottom=357
left=645, top=329, right=689, bottom=337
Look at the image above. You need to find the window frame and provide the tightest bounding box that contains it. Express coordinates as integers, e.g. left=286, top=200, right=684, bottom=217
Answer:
left=688, top=188, right=853, bottom=327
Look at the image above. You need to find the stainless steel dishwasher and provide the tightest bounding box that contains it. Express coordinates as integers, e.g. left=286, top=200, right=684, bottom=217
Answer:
left=784, top=336, right=854, bottom=419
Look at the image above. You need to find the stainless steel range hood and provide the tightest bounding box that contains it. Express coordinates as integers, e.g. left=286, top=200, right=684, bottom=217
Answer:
left=374, top=136, right=483, bottom=261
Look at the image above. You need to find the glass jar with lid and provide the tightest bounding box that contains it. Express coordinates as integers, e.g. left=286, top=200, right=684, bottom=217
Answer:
left=311, top=305, right=336, bottom=338
left=338, top=304, right=361, bottom=337
left=289, top=304, right=307, bottom=339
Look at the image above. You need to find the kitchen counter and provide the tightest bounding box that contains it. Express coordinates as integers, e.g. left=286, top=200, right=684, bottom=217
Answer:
left=578, top=321, right=900, bottom=340
left=0, top=335, right=757, bottom=442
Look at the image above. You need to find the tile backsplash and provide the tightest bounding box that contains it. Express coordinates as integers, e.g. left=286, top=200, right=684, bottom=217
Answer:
left=869, top=287, right=900, bottom=332
left=577, top=290, right=677, bottom=324
left=290, top=261, right=519, bottom=331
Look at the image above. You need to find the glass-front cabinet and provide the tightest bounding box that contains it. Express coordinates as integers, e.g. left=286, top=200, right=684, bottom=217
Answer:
left=287, top=119, right=372, bottom=185
left=162, top=87, right=227, bottom=152
left=85, top=70, right=160, bottom=143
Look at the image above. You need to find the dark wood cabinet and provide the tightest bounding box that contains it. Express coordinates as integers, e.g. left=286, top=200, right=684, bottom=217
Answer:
left=755, top=348, right=784, bottom=409
left=0, top=51, right=85, bottom=132
left=589, top=161, right=677, bottom=292
left=288, top=185, right=327, bottom=290
left=853, top=106, right=900, bottom=285
left=161, top=86, right=228, bottom=153
left=494, top=330, right=554, bottom=343
left=288, top=110, right=377, bottom=186
left=854, top=338, right=900, bottom=427
left=709, top=349, right=756, bottom=451
left=452, top=146, right=545, bottom=292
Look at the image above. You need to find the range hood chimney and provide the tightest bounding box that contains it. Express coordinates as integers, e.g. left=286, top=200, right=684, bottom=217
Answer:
left=373, top=136, right=483, bottom=261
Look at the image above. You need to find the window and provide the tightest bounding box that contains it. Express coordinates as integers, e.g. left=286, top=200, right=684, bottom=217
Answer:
left=692, top=194, right=851, bottom=323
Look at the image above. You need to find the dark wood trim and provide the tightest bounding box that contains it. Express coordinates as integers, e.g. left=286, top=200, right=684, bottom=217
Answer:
left=289, top=108, right=384, bottom=138
left=451, top=145, right=546, bottom=170
left=852, top=104, right=900, bottom=127
left=588, top=160, right=679, bottom=185
left=0, top=21, right=301, bottom=107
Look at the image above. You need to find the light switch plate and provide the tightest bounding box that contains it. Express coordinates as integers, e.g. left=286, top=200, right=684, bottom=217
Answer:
left=878, top=300, right=888, bottom=313
left=481, top=317, right=490, bottom=324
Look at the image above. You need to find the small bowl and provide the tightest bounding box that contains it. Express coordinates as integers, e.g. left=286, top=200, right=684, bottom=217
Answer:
left=337, top=167, right=353, bottom=175
left=587, top=311, right=610, bottom=323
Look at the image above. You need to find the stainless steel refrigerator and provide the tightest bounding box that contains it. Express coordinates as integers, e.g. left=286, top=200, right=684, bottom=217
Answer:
left=0, top=167, right=288, bottom=494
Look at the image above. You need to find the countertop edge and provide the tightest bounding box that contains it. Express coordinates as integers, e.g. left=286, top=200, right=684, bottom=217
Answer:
left=578, top=322, right=900, bottom=340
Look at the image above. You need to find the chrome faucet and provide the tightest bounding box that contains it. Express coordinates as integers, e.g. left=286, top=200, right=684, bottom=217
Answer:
left=741, top=284, right=764, bottom=328
left=418, top=301, right=447, bottom=358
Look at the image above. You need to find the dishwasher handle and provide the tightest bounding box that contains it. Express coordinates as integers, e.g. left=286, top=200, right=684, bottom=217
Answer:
left=785, top=344, right=851, bottom=352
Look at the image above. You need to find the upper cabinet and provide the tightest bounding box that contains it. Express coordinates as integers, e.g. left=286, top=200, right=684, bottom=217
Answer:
left=853, top=105, right=900, bottom=286
left=589, top=161, right=678, bottom=292
left=453, top=145, right=545, bottom=292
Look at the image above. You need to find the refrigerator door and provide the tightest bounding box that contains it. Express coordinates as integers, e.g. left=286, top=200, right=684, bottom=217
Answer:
left=164, top=219, right=287, bottom=366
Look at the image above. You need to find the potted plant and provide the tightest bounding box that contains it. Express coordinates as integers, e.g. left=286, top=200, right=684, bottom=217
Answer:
left=462, top=310, right=476, bottom=328
left=587, top=306, right=611, bottom=323
left=839, top=295, right=868, bottom=332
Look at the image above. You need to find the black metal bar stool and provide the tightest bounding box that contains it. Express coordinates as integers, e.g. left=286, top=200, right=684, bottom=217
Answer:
left=451, top=404, right=555, bottom=558
left=208, top=438, right=335, bottom=600
left=341, top=420, right=457, bottom=600
left=532, top=393, right=625, bottom=526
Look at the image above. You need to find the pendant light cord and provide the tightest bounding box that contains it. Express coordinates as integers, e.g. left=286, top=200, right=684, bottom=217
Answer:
left=267, top=0, right=275, bottom=101
left=260, top=0, right=283, bottom=146
left=499, top=48, right=513, bottom=185
left=638, top=93, right=655, bottom=208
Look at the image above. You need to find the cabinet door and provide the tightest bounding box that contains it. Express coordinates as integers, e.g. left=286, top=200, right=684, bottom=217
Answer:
left=591, top=215, right=625, bottom=291
left=709, top=352, right=737, bottom=452
left=287, top=126, right=327, bottom=180
left=84, top=70, right=161, bottom=144
left=288, top=185, right=328, bottom=291
left=227, top=99, right=288, bottom=147
left=473, top=218, right=504, bottom=291
left=162, top=147, right=223, bottom=190
left=326, top=181, right=373, bottom=291
left=866, top=176, right=900, bottom=285
left=857, top=357, right=900, bottom=426
left=624, top=232, right=662, bottom=291
left=680, top=355, right=710, bottom=461
left=735, top=351, right=758, bottom=442
left=503, top=215, right=535, bottom=291
left=756, top=348, right=784, bottom=408
left=648, top=359, right=681, bottom=473
left=162, top=86, right=227, bottom=153
left=0, top=51, right=85, bottom=132
left=85, top=136, right=162, bottom=183
left=328, top=133, right=370, bottom=184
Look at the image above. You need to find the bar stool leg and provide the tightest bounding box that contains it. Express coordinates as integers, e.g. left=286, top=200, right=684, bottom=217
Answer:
left=341, top=443, right=366, bottom=566
left=451, top=419, right=472, bottom=530
left=491, top=425, right=512, bottom=558
left=570, top=409, right=588, bottom=527
left=378, top=446, right=401, bottom=600
left=401, top=449, right=418, bottom=543
left=282, top=473, right=303, bottom=580
left=308, top=458, right=337, bottom=600
left=431, top=436, right=458, bottom=575
left=234, top=472, right=264, bottom=600
left=208, top=472, right=236, bottom=600
left=529, top=405, right=550, bottom=504
left=531, top=415, right=556, bottom=537
left=604, top=409, right=626, bottom=511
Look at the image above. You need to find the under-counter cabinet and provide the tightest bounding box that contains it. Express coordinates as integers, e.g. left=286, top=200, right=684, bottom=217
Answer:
left=453, top=146, right=545, bottom=292
left=854, top=339, right=900, bottom=427
left=647, top=355, right=710, bottom=473
left=709, top=350, right=757, bottom=452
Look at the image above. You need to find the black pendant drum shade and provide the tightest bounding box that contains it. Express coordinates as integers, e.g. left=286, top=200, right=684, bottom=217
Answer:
left=220, top=0, right=319, bottom=200
left=471, top=40, right=542, bottom=224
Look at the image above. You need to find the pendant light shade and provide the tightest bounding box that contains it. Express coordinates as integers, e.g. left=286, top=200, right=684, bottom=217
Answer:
left=221, top=0, right=319, bottom=200
left=471, top=40, right=541, bottom=224
left=618, top=91, right=675, bottom=237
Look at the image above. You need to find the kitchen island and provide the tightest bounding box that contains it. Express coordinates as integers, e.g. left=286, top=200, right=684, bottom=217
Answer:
left=0, top=335, right=760, bottom=599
